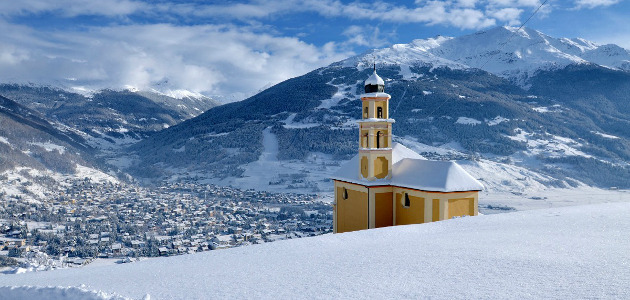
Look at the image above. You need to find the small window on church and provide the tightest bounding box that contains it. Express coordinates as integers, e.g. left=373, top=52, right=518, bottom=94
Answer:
left=402, top=193, right=410, bottom=208
left=364, top=107, right=368, bottom=118
left=377, top=107, right=383, bottom=118
left=342, top=188, right=348, bottom=200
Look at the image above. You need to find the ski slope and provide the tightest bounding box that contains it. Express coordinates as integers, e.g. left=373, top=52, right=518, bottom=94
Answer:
left=2, top=202, right=629, bottom=299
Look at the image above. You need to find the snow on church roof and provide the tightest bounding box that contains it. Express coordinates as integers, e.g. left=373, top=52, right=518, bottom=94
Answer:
left=364, top=70, right=384, bottom=86
left=391, top=159, right=484, bottom=192
left=330, top=142, right=484, bottom=192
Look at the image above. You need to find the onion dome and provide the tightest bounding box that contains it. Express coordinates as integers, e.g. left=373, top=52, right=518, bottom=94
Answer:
left=364, top=70, right=384, bottom=93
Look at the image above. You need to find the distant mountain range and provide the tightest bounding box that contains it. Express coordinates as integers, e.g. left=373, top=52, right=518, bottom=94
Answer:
left=1, top=26, right=629, bottom=199
left=0, top=85, right=219, bottom=200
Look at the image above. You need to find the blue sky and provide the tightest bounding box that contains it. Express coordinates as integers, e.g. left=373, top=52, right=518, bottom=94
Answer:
left=0, top=0, right=628, bottom=101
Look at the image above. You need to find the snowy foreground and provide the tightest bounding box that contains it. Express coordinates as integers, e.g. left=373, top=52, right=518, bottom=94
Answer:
left=2, top=202, right=630, bottom=299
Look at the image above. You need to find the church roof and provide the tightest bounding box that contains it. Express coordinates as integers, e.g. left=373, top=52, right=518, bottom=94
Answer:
left=364, top=70, right=384, bottom=86
left=391, top=159, right=484, bottom=192
left=330, top=143, right=484, bottom=192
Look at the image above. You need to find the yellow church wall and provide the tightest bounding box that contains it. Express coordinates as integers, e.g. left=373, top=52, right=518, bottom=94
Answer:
left=391, top=188, right=479, bottom=224
left=333, top=183, right=479, bottom=233
left=334, top=182, right=369, bottom=233
left=424, top=191, right=478, bottom=221
left=359, top=122, right=391, bottom=150
left=375, top=130, right=389, bottom=148
left=374, top=101, right=388, bottom=119
left=374, top=192, right=393, bottom=228
left=361, top=97, right=390, bottom=118
left=359, top=150, right=392, bottom=180
left=360, top=129, right=369, bottom=148
left=394, top=192, right=425, bottom=225
left=360, top=156, right=368, bottom=178
left=374, top=157, right=389, bottom=179
left=432, top=199, right=440, bottom=222
left=447, top=198, right=476, bottom=219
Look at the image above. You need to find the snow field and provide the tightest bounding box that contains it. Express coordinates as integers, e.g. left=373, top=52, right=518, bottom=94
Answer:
left=2, top=202, right=630, bottom=299
left=455, top=116, right=481, bottom=125
left=0, top=286, right=132, bottom=300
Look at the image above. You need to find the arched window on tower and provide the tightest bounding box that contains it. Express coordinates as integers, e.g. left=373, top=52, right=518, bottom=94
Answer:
left=377, top=107, right=383, bottom=118
left=376, top=131, right=381, bottom=148
left=364, top=107, right=368, bottom=118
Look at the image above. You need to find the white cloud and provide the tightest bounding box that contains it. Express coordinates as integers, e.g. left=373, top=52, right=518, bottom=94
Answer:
left=0, top=45, right=30, bottom=65
left=299, top=0, right=499, bottom=30
left=448, top=8, right=497, bottom=29
left=487, top=0, right=540, bottom=7
left=0, top=22, right=351, bottom=101
left=0, top=0, right=145, bottom=17
left=341, top=25, right=393, bottom=48
left=0, top=0, right=562, bottom=101
left=574, top=0, right=621, bottom=9
left=488, top=7, right=524, bottom=25
left=456, top=0, right=479, bottom=8
left=0, top=0, right=539, bottom=31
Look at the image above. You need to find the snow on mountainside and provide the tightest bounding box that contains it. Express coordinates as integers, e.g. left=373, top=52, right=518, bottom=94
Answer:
left=129, top=29, right=630, bottom=195
left=3, top=26, right=628, bottom=198
left=0, top=83, right=221, bottom=200
left=2, top=202, right=630, bottom=299
left=0, top=95, right=118, bottom=201
left=347, top=26, right=630, bottom=86
left=0, top=84, right=219, bottom=159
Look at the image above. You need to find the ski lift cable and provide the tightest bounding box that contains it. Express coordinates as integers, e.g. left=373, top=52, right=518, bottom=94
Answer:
left=479, top=0, right=550, bottom=70
left=424, top=0, right=549, bottom=118
left=390, top=83, right=409, bottom=117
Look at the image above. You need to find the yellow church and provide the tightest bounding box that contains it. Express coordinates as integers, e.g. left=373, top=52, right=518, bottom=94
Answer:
left=331, top=69, right=484, bottom=234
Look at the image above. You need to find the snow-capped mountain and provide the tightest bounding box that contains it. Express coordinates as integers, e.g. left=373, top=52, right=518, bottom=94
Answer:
left=348, top=26, right=630, bottom=86
left=127, top=26, right=630, bottom=194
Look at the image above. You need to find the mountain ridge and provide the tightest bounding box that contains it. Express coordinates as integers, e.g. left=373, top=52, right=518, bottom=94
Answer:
left=126, top=26, right=630, bottom=193
left=344, top=26, right=630, bottom=86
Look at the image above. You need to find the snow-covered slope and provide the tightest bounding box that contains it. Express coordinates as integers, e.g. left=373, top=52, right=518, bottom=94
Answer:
left=0, top=286, right=128, bottom=300
left=0, top=94, right=120, bottom=201
left=0, top=84, right=219, bottom=148
left=346, top=26, right=630, bottom=86
left=130, top=52, right=630, bottom=193
left=2, top=202, right=630, bottom=299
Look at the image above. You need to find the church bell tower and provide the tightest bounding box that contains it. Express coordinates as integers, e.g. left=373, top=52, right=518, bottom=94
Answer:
left=358, top=66, right=394, bottom=180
